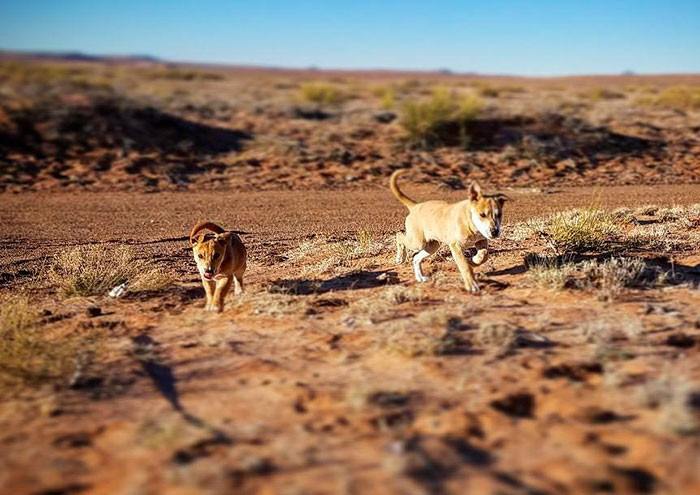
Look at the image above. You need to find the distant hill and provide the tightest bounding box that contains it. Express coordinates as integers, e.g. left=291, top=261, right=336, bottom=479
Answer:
left=0, top=50, right=160, bottom=64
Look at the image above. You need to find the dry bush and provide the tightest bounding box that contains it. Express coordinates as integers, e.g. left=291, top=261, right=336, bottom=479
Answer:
left=232, top=290, right=309, bottom=317
left=586, top=88, right=625, bottom=101
left=47, top=245, right=172, bottom=297
left=525, top=254, right=577, bottom=290
left=635, top=86, right=700, bottom=111
left=399, top=88, right=483, bottom=148
left=526, top=255, right=666, bottom=298
left=527, top=204, right=618, bottom=254
left=474, top=321, right=516, bottom=348
left=373, top=323, right=450, bottom=357
left=0, top=296, right=97, bottom=392
left=638, top=374, right=699, bottom=435
left=297, top=82, right=346, bottom=105
left=288, top=231, right=387, bottom=277
left=378, top=87, right=395, bottom=109
left=346, top=285, right=424, bottom=324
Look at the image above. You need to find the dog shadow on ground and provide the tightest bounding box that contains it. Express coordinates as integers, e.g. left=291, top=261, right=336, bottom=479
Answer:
left=131, top=335, right=231, bottom=444
left=268, top=269, right=400, bottom=295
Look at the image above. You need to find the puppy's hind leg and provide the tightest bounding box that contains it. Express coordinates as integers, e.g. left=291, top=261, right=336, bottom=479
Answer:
left=233, top=272, right=244, bottom=295
left=412, top=241, right=439, bottom=283
left=395, top=232, right=407, bottom=264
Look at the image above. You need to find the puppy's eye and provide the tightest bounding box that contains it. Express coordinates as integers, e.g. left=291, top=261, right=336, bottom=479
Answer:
left=197, top=254, right=204, bottom=259
left=480, top=212, right=487, bottom=218
left=212, top=253, right=220, bottom=260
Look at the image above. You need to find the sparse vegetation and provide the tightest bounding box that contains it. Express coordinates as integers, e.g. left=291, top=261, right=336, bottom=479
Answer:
left=635, top=86, right=700, bottom=111
left=47, top=245, right=172, bottom=297
left=0, top=296, right=97, bottom=392
left=297, top=82, right=346, bottom=105
left=525, top=203, right=619, bottom=254
left=399, top=88, right=483, bottom=148
left=526, top=255, right=667, bottom=298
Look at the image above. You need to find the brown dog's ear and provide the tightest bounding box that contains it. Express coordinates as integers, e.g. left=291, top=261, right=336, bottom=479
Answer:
left=216, top=232, right=231, bottom=243
left=469, top=182, right=482, bottom=202
left=189, top=234, right=200, bottom=247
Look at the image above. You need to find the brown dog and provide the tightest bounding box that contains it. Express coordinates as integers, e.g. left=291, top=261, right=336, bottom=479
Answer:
left=391, top=170, right=508, bottom=293
left=189, top=221, right=247, bottom=312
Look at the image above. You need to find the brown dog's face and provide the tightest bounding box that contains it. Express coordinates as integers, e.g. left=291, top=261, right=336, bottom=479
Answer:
left=468, top=182, right=508, bottom=239
left=191, top=233, right=230, bottom=279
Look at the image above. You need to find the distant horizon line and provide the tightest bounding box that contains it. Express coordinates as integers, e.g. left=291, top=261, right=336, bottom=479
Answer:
left=2, top=48, right=699, bottom=79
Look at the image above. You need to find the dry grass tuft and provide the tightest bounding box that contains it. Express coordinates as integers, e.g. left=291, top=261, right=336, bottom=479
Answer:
left=526, top=255, right=667, bottom=299
left=638, top=374, right=699, bottom=435
left=475, top=321, right=516, bottom=349
left=47, top=245, right=172, bottom=297
left=539, top=204, right=618, bottom=254
left=297, top=82, right=346, bottom=105
left=0, top=296, right=99, bottom=393
left=635, top=86, right=700, bottom=111
left=373, top=323, right=452, bottom=357
left=232, top=290, right=310, bottom=317
left=287, top=231, right=387, bottom=277
left=346, top=285, right=424, bottom=324
left=399, top=88, right=483, bottom=148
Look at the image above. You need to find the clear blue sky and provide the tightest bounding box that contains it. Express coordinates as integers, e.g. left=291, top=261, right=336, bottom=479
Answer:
left=1, top=0, right=699, bottom=76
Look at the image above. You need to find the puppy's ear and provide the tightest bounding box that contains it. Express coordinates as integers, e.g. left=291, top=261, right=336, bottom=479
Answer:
left=469, top=182, right=482, bottom=202
left=494, top=193, right=511, bottom=205
left=189, top=234, right=200, bottom=247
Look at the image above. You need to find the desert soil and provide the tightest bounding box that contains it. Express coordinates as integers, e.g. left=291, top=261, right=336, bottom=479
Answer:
left=1, top=185, right=700, bottom=495
left=1, top=59, right=700, bottom=495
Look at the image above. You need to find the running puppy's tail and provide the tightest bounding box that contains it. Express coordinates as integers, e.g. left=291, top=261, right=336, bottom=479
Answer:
left=390, top=169, right=416, bottom=209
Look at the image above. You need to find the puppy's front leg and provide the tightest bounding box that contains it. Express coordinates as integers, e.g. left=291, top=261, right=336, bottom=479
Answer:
left=212, top=276, right=233, bottom=313
left=469, top=239, right=489, bottom=267
left=449, top=243, right=480, bottom=293
left=202, top=278, right=216, bottom=311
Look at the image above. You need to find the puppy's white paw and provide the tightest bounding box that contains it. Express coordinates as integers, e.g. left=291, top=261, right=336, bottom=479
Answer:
left=465, top=280, right=480, bottom=293
left=416, top=274, right=430, bottom=283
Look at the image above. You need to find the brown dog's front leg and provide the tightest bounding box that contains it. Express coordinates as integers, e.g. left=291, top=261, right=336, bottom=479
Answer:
left=212, top=276, right=233, bottom=312
left=469, top=239, right=489, bottom=267
left=202, top=278, right=216, bottom=310
left=450, top=243, right=480, bottom=293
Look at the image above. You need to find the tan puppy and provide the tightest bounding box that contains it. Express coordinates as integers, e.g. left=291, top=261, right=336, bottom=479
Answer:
left=391, top=170, right=508, bottom=293
left=189, top=221, right=247, bottom=312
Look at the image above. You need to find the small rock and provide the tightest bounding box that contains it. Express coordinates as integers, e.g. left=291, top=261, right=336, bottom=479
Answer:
left=85, top=306, right=102, bottom=318
left=373, top=111, right=396, bottom=124
left=108, top=282, right=129, bottom=298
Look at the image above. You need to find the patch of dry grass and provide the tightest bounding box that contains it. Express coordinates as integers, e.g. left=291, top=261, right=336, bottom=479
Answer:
left=346, top=285, right=424, bottom=324
left=372, top=323, right=451, bottom=357
left=297, top=82, right=346, bottom=105
left=287, top=231, right=388, bottom=277
left=539, top=204, right=619, bottom=254
left=0, top=296, right=99, bottom=393
left=526, top=255, right=667, bottom=299
left=635, top=86, right=700, bottom=111
left=399, top=87, right=483, bottom=148
left=47, top=245, right=172, bottom=297
left=638, top=373, right=699, bottom=435
left=231, top=289, right=310, bottom=317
